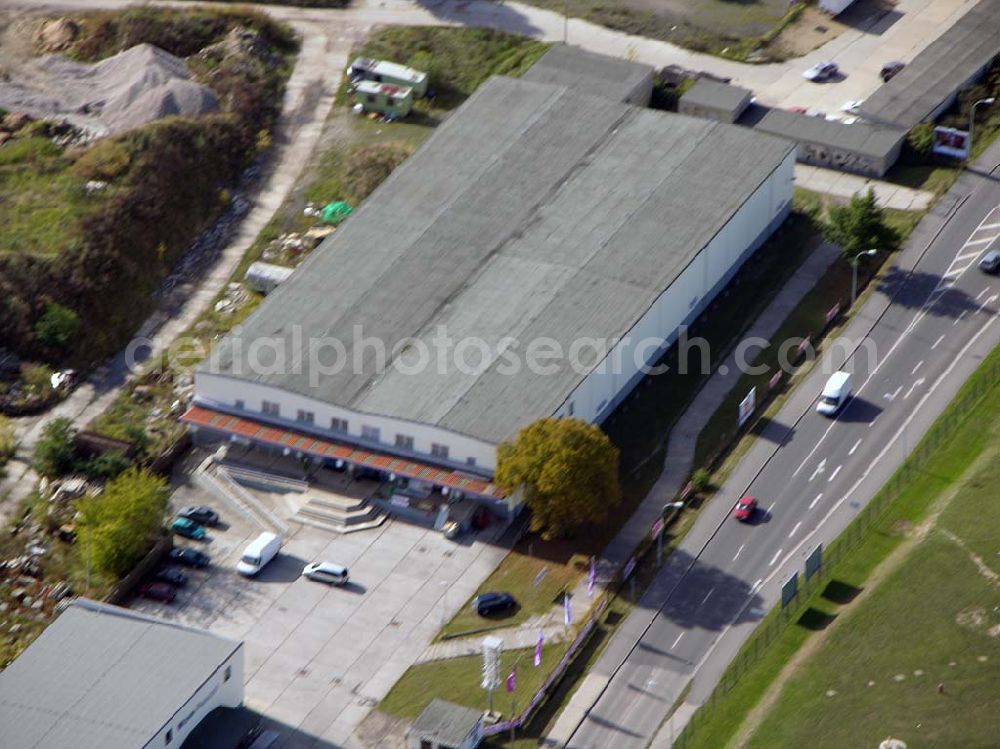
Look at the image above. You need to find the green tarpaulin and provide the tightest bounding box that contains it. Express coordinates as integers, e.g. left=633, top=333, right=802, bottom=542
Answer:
left=321, top=201, right=353, bottom=225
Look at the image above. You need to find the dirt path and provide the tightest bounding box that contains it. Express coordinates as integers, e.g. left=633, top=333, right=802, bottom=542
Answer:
left=0, top=10, right=363, bottom=516
left=727, top=444, right=998, bottom=749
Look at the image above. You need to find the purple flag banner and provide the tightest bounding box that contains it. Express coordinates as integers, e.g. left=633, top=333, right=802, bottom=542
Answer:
left=506, top=667, right=517, bottom=693
left=564, top=593, right=572, bottom=626
left=587, top=557, right=596, bottom=598
left=534, top=630, right=543, bottom=666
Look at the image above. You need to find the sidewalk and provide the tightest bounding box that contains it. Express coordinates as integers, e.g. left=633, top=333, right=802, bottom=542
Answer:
left=795, top=164, right=935, bottom=212
left=541, top=239, right=842, bottom=746
left=416, top=619, right=570, bottom=663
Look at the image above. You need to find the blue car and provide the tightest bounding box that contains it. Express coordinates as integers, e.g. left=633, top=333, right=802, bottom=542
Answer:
left=171, top=517, right=206, bottom=540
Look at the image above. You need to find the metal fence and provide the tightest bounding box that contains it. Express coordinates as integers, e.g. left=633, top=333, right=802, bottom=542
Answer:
left=675, top=347, right=1000, bottom=747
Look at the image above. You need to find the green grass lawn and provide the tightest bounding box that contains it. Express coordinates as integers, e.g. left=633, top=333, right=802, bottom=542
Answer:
left=678, top=343, right=1000, bottom=749
left=440, top=551, right=584, bottom=639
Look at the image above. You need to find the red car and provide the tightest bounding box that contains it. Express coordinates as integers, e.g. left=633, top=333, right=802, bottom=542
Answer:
left=140, top=582, right=177, bottom=603
left=733, top=495, right=757, bottom=522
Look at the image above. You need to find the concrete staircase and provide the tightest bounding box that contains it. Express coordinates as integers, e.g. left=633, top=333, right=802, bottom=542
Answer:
left=294, top=492, right=386, bottom=534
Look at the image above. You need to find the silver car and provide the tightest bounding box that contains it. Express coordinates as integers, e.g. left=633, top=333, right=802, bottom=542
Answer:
left=979, top=249, right=1000, bottom=273
left=302, top=561, right=350, bottom=585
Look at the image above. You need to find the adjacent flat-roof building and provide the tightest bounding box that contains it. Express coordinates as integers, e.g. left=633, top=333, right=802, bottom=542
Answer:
left=407, top=699, right=483, bottom=749
left=859, top=0, right=1000, bottom=128
left=0, top=599, right=244, bottom=749
left=188, top=74, right=794, bottom=490
left=679, top=79, right=753, bottom=123
left=523, top=44, right=655, bottom=105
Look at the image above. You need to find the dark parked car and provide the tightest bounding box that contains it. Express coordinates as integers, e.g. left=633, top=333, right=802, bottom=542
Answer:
left=155, top=568, right=189, bottom=587
left=169, top=547, right=210, bottom=568
left=178, top=505, right=220, bottom=527
left=139, top=582, right=176, bottom=603
left=473, top=592, right=517, bottom=616
left=880, top=61, right=905, bottom=82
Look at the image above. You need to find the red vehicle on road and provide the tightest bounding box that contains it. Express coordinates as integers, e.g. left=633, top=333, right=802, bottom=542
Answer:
left=733, top=495, right=758, bottom=522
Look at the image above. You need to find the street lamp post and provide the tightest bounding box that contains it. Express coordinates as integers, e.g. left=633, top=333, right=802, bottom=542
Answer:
left=658, top=501, right=685, bottom=566
left=851, top=248, right=877, bottom=306
left=968, top=97, right=996, bottom=161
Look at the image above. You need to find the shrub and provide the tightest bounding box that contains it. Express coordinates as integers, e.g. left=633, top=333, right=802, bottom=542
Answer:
left=34, top=417, right=77, bottom=478
left=72, top=139, right=132, bottom=181
left=691, top=467, right=711, bottom=494
left=345, top=142, right=415, bottom=202
left=34, top=302, right=81, bottom=349
left=907, top=123, right=935, bottom=156
left=0, top=415, right=16, bottom=465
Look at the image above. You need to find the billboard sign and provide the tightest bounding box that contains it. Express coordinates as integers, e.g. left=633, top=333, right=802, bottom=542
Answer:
left=781, top=573, right=799, bottom=608
left=738, top=387, right=756, bottom=427
left=933, top=126, right=970, bottom=159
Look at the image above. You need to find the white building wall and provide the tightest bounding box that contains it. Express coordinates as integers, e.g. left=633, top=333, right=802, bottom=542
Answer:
left=195, top=374, right=498, bottom=473
left=555, top=151, right=795, bottom=424
left=146, top=644, right=244, bottom=749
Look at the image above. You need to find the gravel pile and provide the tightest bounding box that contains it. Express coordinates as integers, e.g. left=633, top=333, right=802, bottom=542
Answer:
left=0, top=43, right=218, bottom=137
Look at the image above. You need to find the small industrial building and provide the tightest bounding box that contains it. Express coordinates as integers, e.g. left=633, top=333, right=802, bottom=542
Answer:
left=0, top=598, right=244, bottom=749
left=407, top=699, right=484, bottom=749
left=745, top=106, right=907, bottom=177
left=523, top=44, right=655, bottom=105
left=188, top=72, right=794, bottom=499
left=679, top=79, right=753, bottom=123
left=859, top=0, right=1000, bottom=129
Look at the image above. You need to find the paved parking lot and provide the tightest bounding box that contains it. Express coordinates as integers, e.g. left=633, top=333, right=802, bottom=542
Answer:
left=132, top=464, right=509, bottom=748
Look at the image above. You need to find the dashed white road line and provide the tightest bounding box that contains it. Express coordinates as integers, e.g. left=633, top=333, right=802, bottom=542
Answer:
left=808, top=459, right=827, bottom=482
left=978, top=287, right=992, bottom=301
left=849, top=439, right=862, bottom=455
left=976, top=222, right=1000, bottom=231
left=767, top=502, right=777, bottom=515
left=954, top=311, right=967, bottom=326
left=750, top=579, right=763, bottom=595
left=932, top=334, right=945, bottom=350
left=701, top=588, right=715, bottom=606
left=733, top=544, right=744, bottom=562
left=789, top=522, right=802, bottom=538
left=884, top=386, right=902, bottom=401
left=828, top=464, right=842, bottom=482
left=809, top=493, right=823, bottom=509
left=904, top=378, right=926, bottom=400
left=769, top=549, right=783, bottom=566
left=869, top=413, right=880, bottom=428
left=911, top=360, right=924, bottom=375
left=671, top=632, right=684, bottom=650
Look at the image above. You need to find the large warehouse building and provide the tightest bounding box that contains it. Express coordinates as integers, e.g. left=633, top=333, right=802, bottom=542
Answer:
left=186, top=72, right=794, bottom=497
left=0, top=599, right=244, bottom=749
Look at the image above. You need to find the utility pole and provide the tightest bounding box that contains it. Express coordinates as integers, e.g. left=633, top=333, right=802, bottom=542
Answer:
left=968, top=97, right=995, bottom=162
left=564, top=0, right=569, bottom=43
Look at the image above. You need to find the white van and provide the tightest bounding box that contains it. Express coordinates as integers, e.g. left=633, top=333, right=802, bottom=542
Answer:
left=816, top=371, right=852, bottom=416
left=237, top=532, right=281, bottom=577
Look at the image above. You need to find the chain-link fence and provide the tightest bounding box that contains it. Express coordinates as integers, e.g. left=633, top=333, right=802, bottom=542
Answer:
left=675, top=346, right=1000, bottom=748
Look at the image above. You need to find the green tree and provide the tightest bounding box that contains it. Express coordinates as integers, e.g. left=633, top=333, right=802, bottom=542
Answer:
left=822, top=188, right=901, bottom=258
left=35, top=302, right=80, bottom=349
left=907, top=122, right=935, bottom=156
left=77, top=467, right=168, bottom=577
left=495, top=418, right=620, bottom=539
left=34, top=417, right=77, bottom=478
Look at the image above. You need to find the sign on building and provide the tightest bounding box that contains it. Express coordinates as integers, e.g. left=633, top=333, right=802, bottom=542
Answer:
left=933, top=126, right=970, bottom=159
left=738, top=387, right=756, bottom=428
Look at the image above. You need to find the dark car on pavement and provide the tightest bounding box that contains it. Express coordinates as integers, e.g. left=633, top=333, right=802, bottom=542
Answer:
left=178, top=505, right=220, bottom=526
left=880, top=61, right=905, bottom=82
left=140, top=582, right=177, bottom=603
left=473, top=592, right=517, bottom=616
left=155, top=568, right=189, bottom=587
left=169, top=547, right=210, bottom=568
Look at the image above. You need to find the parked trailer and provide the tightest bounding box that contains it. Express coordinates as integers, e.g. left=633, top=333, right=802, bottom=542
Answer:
left=348, top=57, right=428, bottom=98
left=353, top=80, right=414, bottom=118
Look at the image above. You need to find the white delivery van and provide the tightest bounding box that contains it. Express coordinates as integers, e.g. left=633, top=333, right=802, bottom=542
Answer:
left=237, top=532, right=281, bottom=577
left=816, top=371, right=852, bottom=416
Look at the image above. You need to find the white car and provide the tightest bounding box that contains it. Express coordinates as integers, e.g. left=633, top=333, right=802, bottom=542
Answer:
left=302, top=561, right=350, bottom=585
left=803, top=61, right=839, bottom=82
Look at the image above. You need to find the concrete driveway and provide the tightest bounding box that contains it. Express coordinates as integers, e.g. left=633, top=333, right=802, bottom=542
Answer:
left=133, top=471, right=509, bottom=748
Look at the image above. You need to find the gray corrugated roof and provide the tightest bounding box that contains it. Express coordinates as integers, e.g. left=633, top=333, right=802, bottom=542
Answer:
left=203, top=76, right=793, bottom=445
left=751, top=107, right=906, bottom=159
left=0, top=599, right=240, bottom=749
left=680, top=78, right=752, bottom=113
left=859, top=0, right=1000, bottom=128
left=408, top=699, right=482, bottom=746
left=523, top=44, right=653, bottom=101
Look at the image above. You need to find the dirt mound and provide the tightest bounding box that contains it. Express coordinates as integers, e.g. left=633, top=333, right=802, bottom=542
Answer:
left=0, top=43, right=218, bottom=137
left=34, top=17, right=79, bottom=53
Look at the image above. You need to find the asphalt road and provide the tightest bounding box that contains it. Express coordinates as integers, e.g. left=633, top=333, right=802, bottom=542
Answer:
left=566, top=150, right=1000, bottom=748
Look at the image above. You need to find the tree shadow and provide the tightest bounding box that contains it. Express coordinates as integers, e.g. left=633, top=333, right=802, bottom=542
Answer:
left=876, top=267, right=995, bottom=318
left=750, top=416, right=795, bottom=445
left=409, top=0, right=543, bottom=37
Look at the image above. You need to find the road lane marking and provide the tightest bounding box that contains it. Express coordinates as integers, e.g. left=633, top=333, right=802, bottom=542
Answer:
left=869, top=413, right=880, bottom=428
left=808, top=459, right=827, bottom=482
left=750, top=579, right=763, bottom=595
left=975, top=222, right=1000, bottom=231
left=904, top=378, right=926, bottom=399
left=884, top=386, right=902, bottom=401
left=849, top=439, right=862, bottom=455
left=964, top=236, right=995, bottom=245
left=809, top=493, right=823, bottom=509
left=767, top=502, right=777, bottom=515
left=932, top=334, right=945, bottom=350
left=828, top=464, right=842, bottom=482
left=671, top=633, right=684, bottom=649
left=954, top=311, right=967, bottom=325
left=769, top=549, right=783, bottom=566
left=733, top=544, right=744, bottom=562
left=701, top=588, right=715, bottom=606
left=978, top=287, right=992, bottom=301
left=957, top=250, right=986, bottom=261
left=911, top=360, right=924, bottom=375
left=790, top=522, right=802, bottom=537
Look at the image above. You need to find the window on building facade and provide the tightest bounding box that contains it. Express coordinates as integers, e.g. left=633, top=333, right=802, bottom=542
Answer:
left=234, top=399, right=244, bottom=410
left=362, top=425, right=381, bottom=442
left=262, top=400, right=280, bottom=417
left=431, top=443, right=449, bottom=460
left=224, top=665, right=232, bottom=682
left=165, top=729, right=173, bottom=745
left=331, top=417, right=348, bottom=432
left=568, top=402, right=575, bottom=416
left=296, top=409, right=315, bottom=425
left=395, top=434, right=414, bottom=450
left=466, top=457, right=477, bottom=467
